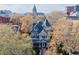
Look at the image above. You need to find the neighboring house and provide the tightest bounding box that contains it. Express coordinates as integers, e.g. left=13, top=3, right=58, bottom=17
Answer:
left=0, top=16, right=10, bottom=23
left=66, top=5, right=79, bottom=17
left=0, top=10, right=12, bottom=17
left=66, top=5, right=79, bottom=20
left=0, top=10, right=11, bottom=24
left=66, top=6, right=75, bottom=16
left=31, top=18, right=51, bottom=49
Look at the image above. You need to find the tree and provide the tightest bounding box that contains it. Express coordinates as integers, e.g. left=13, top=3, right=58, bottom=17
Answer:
left=45, top=17, right=73, bottom=55
left=0, top=24, right=35, bottom=55
left=19, top=14, right=33, bottom=33
left=46, top=11, right=65, bottom=26
left=62, top=21, right=79, bottom=54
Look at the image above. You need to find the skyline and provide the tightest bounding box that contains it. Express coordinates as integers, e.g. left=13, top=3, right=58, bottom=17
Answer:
left=0, top=4, right=76, bottom=14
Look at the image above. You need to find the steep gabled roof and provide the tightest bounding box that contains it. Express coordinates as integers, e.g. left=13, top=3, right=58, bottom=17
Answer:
left=32, top=5, right=45, bottom=16
left=32, top=5, right=38, bottom=16
left=42, top=19, right=51, bottom=28
left=31, top=18, right=51, bottom=34
left=32, top=21, right=43, bottom=33
left=45, top=19, right=51, bottom=27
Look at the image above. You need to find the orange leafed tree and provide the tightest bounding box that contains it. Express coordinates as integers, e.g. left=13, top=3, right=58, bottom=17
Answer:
left=19, top=14, right=33, bottom=33
left=45, top=17, right=73, bottom=55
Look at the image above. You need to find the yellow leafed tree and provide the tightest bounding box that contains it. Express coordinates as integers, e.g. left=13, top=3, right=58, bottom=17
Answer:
left=0, top=24, right=35, bottom=55
left=45, top=17, right=73, bottom=55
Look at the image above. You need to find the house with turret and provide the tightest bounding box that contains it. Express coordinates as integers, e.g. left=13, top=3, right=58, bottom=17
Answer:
left=31, top=5, right=51, bottom=55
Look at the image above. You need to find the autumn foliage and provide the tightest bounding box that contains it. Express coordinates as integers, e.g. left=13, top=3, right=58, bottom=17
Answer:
left=10, top=14, right=33, bottom=33
left=45, top=17, right=73, bottom=54
left=2, top=11, right=79, bottom=55
left=0, top=24, right=35, bottom=55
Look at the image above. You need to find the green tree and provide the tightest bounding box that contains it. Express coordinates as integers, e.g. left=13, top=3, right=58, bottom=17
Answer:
left=0, top=24, right=35, bottom=55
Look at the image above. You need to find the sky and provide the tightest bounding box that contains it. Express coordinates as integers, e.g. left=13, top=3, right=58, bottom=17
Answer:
left=0, top=4, right=75, bottom=13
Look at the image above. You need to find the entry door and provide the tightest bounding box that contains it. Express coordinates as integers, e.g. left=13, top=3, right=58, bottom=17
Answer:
left=42, top=42, right=47, bottom=48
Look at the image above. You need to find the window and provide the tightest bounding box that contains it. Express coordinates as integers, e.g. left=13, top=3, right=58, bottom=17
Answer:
left=36, top=36, right=39, bottom=38
left=42, top=36, right=47, bottom=38
left=32, top=35, right=39, bottom=38
left=33, top=43, right=39, bottom=47
left=42, top=36, right=45, bottom=38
